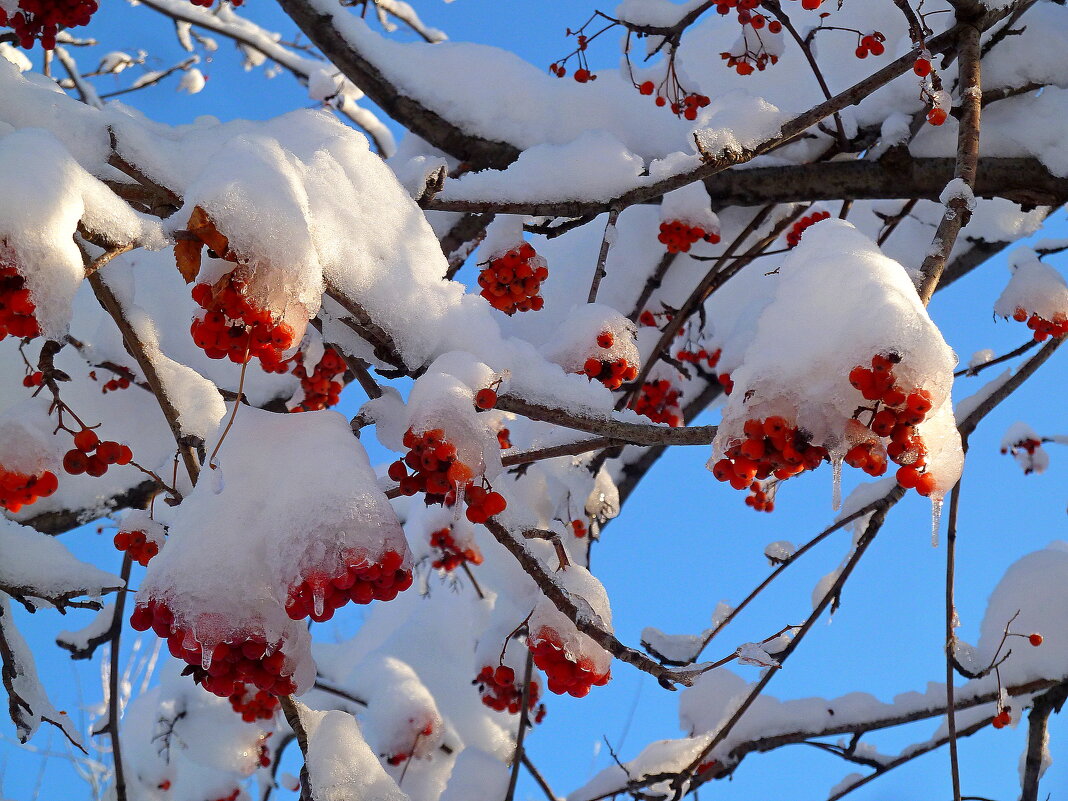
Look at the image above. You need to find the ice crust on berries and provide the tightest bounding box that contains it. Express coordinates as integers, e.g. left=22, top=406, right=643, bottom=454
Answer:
left=711, top=219, right=963, bottom=497
left=0, top=129, right=161, bottom=338
left=993, top=248, right=1068, bottom=324
left=528, top=561, right=613, bottom=676
left=138, top=407, right=408, bottom=692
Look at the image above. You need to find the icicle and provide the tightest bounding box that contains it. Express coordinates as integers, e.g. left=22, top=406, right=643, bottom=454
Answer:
left=930, top=496, right=943, bottom=547
left=831, top=456, right=842, bottom=511
left=201, top=642, right=214, bottom=671
left=452, top=481, right=467, bottom=523
left=312, top=582, right=326, bottom=618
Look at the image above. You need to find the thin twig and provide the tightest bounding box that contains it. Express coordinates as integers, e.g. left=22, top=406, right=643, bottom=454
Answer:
left=504, top=651, right=535, bottom=801
left=588, top=208, right=620, bottom=304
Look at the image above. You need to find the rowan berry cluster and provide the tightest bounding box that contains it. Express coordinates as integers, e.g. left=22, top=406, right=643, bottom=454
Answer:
left=991, top=706, right=1012, bottom=729
left=677, top=347, right=720, bottom=370
left=0, top=0, right=98, bottom=49
left=190, top=277, right=295, bottom=371
left=712, top=416, right=828, bottom=493
left=21, top=371, right=43, bottom=388
left=570, top=519, right=587, bottom=538
left=630, top=380, right=682, bottom=427
left=228, top=684, right=279, bottom=723
left=102, top=376, right=131, bottom=393
left=745, top=481, right=774, bottom=512
left=847, top=354, right=938, bottom=495
left=62, top=429, right=133, bottom=478
left=0, top=465, right=57, bottom=512
left=658, top=220, right=721, bottom=254
left=473, top=665, right=547, bottom=721
left=130, top=601, right=299, bottom=697
left=0, top=255, right=41, bottom=341
left=582, top=331, right=638, bottom=390
left=429, top=527, right=483, bottom=572
left=786, top=211, right=831, bottom=248
left=284, top=549, right=412, bottom=623
left=113, top=527, right=160, bottom=566
left=290, top=347, right=345, bottom=411
left=1010, top=307, right=1068, bottom=341
left=477, top=244, right=548, bottom=314
left=854, top=32, right=886, bottom=58
left=720, top=49, right=779, bottom=76
left=529, top=627, right=610, bottom=697
left=1001, top=435, right=1046, bottom=475
left=717, top=372, right=734, bottom=394
left=385, top=723, right=435, bottom=765
left=669, top=92, right=712, bottom=119
left=256, top=735, right=272, bottom=768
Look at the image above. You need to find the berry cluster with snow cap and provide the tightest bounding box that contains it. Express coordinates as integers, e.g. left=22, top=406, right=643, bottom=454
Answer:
left=994, top=250, right=1068, bottom=342
left=630, top=379, right=683, bottom=427
left=711, top=220, right=962, bottom=508
left=477, top=242, right=548, bottom=315
left=113, top=513, right=167, bottom=567
left=0, top=464, right=56, bottom=513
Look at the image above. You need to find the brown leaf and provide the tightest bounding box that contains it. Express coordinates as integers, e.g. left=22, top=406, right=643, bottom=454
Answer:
left=174, top=237, right=202, bottom=284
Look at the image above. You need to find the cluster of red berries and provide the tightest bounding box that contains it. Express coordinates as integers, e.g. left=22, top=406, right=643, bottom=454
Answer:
left=0, top=256, right=41, bottom=340
left=113, top=527, right=160, bottom=566
left=847, top=354, right=938, bottom=495
left=102, top=376, right=131, bottom=393
left=991, top=707, right=1013, bottom=729
left=190, top=277, right=295, bottom=371
left=290, top=347, right=345, bottom=411
left=582, top=331, right=638, bottom=390
left=712, top=416, right=829, bottom=492
left=0, top=465, right=57, bottom=512
left=786, top=211, right=831, bottom=248
left=677, top=347, right=721, bottom=370
left=21, top=371, right=43, bottom=388
left=745, top=481, right=774, bottom=512
left=670, top=92, right=713, bottom=119
left=717, top=372, right=734, bottom=394
left=256, top=734, right=272, bottom=768
left=1001, top=436, right=1046, bottom=475
left=630, top=380, right=683, bottom=427
left=285, top=550, right=412, bottom=623
left=473, top=665, right=547, bottom=722
left=854, top=32, right=886, bottom=58
left=529, top=627, right=610, bottom=697
left=477, top=244, right=548, bottom=315
left=570, top=519, right=587, bottom=538
left=0, top=0, right=98, bottom=49
left=658, top=220, right=721, bottom=254
left=384, top=723, right=435, bottom=765
left=130, top=601, right=298, bottom=697
left=62, top=429, right=133, bottom=478
left=228, top=684, right=279, bottom=723
left=429, top=527, right=483, bottom=572
left=1011, top=307, right=1068, bottom=341
left=720, top=49, right=779, bottom=76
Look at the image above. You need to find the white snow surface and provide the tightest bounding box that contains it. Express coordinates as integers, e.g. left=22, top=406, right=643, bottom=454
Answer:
left=303, top=706, right=410, bottom=801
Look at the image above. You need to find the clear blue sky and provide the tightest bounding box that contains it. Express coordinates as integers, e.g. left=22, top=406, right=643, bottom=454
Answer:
left=2, top=2, right=1066, bottom=800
